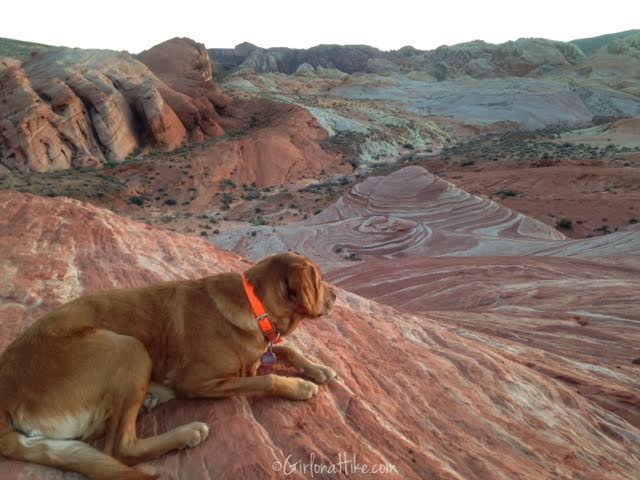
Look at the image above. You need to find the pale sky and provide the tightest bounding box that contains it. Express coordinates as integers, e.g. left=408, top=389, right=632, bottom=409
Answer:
left=3, top=0, right=639, bottom=53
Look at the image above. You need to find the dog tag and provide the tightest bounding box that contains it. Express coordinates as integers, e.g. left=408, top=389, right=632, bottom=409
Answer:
left=260, top=350, right=277, bottom=367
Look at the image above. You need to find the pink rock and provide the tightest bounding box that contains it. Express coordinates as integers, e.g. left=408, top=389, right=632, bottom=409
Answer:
left=0, top=191, right=638, bottom=479
left=0, top=38, right=235, bottom=173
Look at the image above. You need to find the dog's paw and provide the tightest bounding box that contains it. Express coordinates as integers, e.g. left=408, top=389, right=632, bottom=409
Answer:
left=143, top=392, right=159, bottom=411
left=143, top=384, right=176, bottom=411
left=177, top=422, right=209, bottom=448
left=292, top=379, right=319, bottom=400
left=304, top=364, right=337, bottom=384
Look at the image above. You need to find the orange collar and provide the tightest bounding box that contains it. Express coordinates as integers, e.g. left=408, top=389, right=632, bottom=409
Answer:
left=242, top=274, right=281, bottom=344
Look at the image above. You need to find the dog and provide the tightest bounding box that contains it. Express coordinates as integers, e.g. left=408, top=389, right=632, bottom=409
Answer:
left=0, top=252, right=337, bottom=479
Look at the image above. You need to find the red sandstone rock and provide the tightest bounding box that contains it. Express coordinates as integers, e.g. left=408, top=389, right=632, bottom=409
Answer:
left=1, top=191, right=638, bottom=479
left=100, top=99, right=342, bottom=216
left=137, top=38, right=230, bottom=140
left=327, top=255, right=640, bottom=427
left=213, top=165, right=570, bottom=265
left=0, top=38, right=234, bottom=173
left=0, top=50, right=187, bottom=172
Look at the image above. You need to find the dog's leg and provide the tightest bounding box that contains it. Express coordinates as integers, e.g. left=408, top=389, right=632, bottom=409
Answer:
left=175, top=374, right=319, bottom=400
left=104, top=342, right=209, bottom=465
left=271, top=345, right=337, bottom=384
left=0, top=429, right=154, bottom=480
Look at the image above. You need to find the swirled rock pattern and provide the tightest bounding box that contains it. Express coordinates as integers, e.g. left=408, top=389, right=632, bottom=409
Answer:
left=327, top=255, right=640, bottom=426
left=0, top=191, right=639, bottom=479
left=213, top=166, right=571, bottom=266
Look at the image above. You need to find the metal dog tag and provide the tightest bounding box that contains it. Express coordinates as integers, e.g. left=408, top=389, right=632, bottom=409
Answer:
left=260, top=350, right=277, bottom=367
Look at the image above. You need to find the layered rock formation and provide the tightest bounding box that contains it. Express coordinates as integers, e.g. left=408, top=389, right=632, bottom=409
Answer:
left=137, top=38, right=232, bottom=141
left=214, top=166, right=640, bottom=264
left=1, top=190, right=639, bottom=479
left=213, top=166, right=571, bottom=265
left=572, top=31, right=640, bottom=97
left=327, top=255, right=640, bottom=426
left=331, top=77, right=640, bottom=130
left=209, top=38, right=586, bottom=79
left=0, top=38, right=229, bottom=172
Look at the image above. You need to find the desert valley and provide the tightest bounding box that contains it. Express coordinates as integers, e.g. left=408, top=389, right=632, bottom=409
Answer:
left=1, top=26, right=639, bottom=479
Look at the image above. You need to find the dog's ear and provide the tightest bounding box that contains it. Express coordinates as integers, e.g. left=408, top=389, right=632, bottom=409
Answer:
left=287, top=262, right=322, bottom=317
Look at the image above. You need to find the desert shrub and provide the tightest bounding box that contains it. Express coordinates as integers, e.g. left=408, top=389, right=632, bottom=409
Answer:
left=164, top=198, right=177, bottom=206
left=128, top=196, right=145, bottom=206
left=496, top=190, right=518, bottom=198
left=219, top=179, right=236, bottom=190
left=221, top=193, right=234, bottom=208
left=594, top=225, right=612, bottom=235
left=556, top=218, right=573, bottom=230
left=242, top=190, right=260, bottom=200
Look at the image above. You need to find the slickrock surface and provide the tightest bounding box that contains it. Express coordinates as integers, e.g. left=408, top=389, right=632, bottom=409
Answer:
left=0, top=39, right=229, bottom=173
left=213, top=166, right=572, bottom=265
left=327, top=255, right=640, bottom=427
left=1, top=191, right=639, bottom=479
left=214, top=166, right=640, bottom=264
left=0, top=191, right=249, bottom=345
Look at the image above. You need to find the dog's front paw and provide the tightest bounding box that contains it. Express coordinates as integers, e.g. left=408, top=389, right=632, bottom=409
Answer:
left=304, top=364, right=337, bottom=384
left=177, top=422, right=209, bottom=448
left=292, top=378, right=319, bottom=400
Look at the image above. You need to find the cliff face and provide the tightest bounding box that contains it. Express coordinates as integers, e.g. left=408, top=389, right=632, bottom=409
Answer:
left=1, top=190, right=639, bottom=479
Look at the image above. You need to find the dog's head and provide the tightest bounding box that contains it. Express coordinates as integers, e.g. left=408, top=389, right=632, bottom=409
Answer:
left=245, top=252, right=336, bottom=334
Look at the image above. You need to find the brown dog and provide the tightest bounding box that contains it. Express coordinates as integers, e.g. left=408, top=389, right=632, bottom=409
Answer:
left=0, top=252, right=337, bottom=479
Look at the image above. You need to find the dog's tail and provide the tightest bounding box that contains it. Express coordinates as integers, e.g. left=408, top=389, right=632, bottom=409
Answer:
left=0, top=411, right=156, bottom=480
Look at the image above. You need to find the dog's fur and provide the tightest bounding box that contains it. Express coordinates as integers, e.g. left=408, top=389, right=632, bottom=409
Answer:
left=0, top=253, right=337, bottom=479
